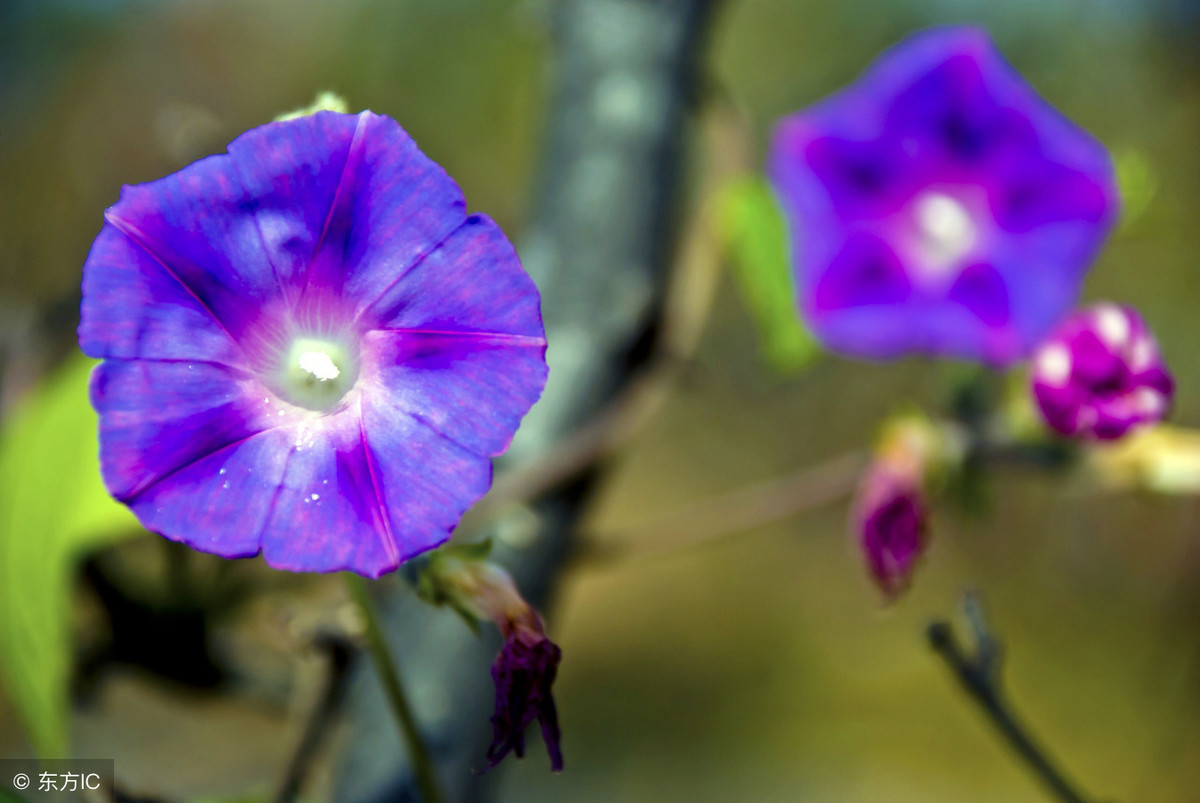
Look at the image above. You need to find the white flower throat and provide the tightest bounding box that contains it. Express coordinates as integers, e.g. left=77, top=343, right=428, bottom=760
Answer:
left=275, top=337, right=359, bottom=412
left=911, top=191, right=977, bottom=277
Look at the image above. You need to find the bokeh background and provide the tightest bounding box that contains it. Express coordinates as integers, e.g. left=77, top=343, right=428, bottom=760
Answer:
left=3, top=0, right=1200, bottom=801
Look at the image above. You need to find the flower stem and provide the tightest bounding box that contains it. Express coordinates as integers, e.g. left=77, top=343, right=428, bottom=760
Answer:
left=927, top=593, right=1100, bottom=803
left=272, top=634, right=353, bottom=803
left=344, top=575, right=446, bottom=803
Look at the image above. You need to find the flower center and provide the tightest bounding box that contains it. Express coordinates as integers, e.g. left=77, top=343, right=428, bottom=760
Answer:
left=911, top=191, right=977, bottom=276
left=273, top=337, right=359, bottom=412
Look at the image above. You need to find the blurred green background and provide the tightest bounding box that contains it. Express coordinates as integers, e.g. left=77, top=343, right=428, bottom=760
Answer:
left=3, top=0, right=1200, bottom=801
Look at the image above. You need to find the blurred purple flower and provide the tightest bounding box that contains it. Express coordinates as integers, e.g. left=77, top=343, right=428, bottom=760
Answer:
left=1032, top=303, right=1173, bottom=440
left=769, top=26, right=1119, bottom=365
left=79, top=111, right=548, bottom=577
left=854, top=462, right=930, bottom=600
left=488, top=625, right=564, bottom=773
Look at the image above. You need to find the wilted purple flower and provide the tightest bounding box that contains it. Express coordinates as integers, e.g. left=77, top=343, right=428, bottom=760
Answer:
left=419, top=553, right=564, bottom=770
left=488, top=624, right=564, bottom=773
left=769, top=26, right=1118, bottom=365
left=79, top=111, right=548, bottom=577
left=1031, top=303, right=1173, bottom=440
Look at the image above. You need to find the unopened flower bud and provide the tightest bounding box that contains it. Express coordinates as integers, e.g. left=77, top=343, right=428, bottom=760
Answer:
left=855, top=463, right=929, bottom=599
left=1032, top=303, right=1173, bottom=441
left=853, top=415, right=946, bottom=599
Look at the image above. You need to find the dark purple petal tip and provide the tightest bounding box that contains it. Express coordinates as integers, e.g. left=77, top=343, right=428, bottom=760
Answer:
left=768, top=26, right=1119, bottom=365
left=1032, top=303, right=1173, bottom=441
left=486, top=634, right=564, bottom=772
left=79, top=110, right=548, bottom=576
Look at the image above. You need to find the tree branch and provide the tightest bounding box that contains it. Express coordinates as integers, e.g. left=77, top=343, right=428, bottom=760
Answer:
left=272, top=634, right=353, bottom=803
left=928, top=592, right=1107, bottom=803
left=578, top=449, right=865, bottom=566
left=334, top=2, right=723, bottom=800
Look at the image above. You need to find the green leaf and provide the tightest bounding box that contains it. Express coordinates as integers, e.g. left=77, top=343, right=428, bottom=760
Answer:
left=0, top=354, right=141, bottom=757
left=274, top=91, right=350, bottom=122
left=718, top=176, right=821, bottom=374
left=1114, top=147, right=1157, bottom=233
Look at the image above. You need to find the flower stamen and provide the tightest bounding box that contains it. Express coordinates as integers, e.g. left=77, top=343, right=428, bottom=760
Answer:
left=275, top=337, right=359, bottom=412
left=298, top=350, right=341, bottom=383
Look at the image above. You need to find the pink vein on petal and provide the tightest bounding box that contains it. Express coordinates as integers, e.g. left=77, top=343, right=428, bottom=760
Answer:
left=352, top=217, right=471, bottom=328
left=369, top=328, right=547, bottom=346
left=122, top=424, right=291, bottom=504
left=104, top=209, right=245, bottom=360
left=310, top=112, right=371, bottom=264
left=358, top=415, right=400, bottom=566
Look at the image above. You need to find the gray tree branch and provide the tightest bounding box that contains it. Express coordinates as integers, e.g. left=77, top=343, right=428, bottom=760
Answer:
left=335, top=1, right=721, bottom=800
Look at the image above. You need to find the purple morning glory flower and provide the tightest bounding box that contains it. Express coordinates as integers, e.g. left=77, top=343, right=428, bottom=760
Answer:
left=487, top=627, right=564, bottom=773
left=769, top=26, right=1119, bottom=365
left=79, top=111, right=548, bottom=577
left=1031, top=303, right=1173, bottom=440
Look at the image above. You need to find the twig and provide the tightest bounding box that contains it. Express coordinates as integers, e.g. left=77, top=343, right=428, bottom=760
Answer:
left=927, top=591, right=1104, bottom=803
left=273, top=634, right=354, bottom=803
left=579, top=449, right=865, bottom=565
left=344, top=575, right=446, bottom=803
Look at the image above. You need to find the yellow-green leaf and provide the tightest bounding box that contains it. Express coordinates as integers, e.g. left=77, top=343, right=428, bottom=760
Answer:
left=274, top=91, right=350, bottom=122
left=718, top=176, right=821, bottom=373
left=0, top=354, right=141, bottom=757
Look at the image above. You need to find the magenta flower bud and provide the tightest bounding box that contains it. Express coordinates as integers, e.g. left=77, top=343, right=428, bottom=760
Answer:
left=1031, top=303, right=1173, bottom=440
left=854, top=463, right=930, bottom=599
left=851, top=414, right=949, bottom=599
left=487, top=625, right=564, bottom=773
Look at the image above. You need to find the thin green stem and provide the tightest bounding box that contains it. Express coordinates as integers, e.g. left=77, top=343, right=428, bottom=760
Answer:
left=344, top=575, right=446, bottom=803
